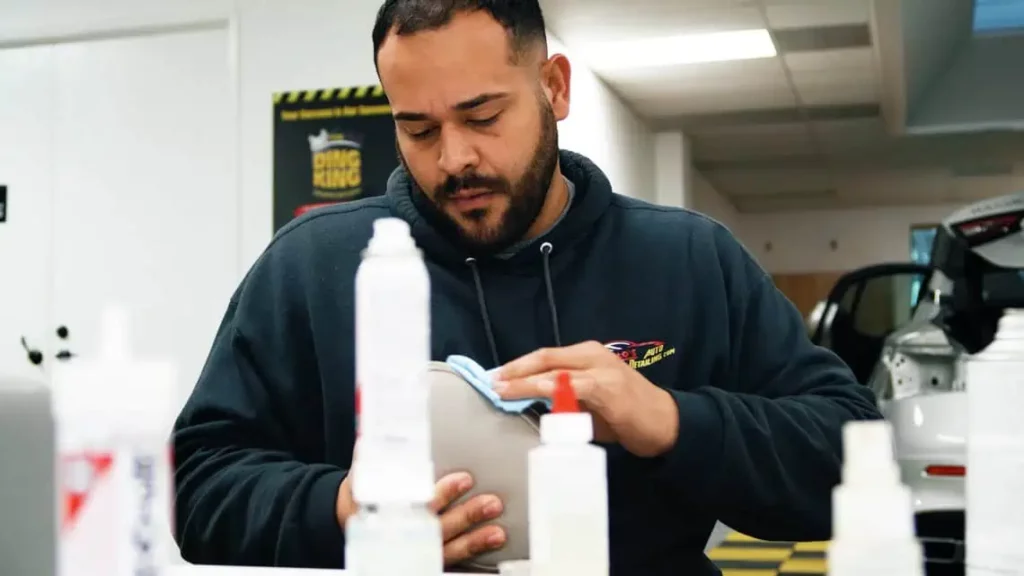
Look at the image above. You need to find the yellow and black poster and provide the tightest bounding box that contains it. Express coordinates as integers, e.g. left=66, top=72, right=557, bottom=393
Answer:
left=272, top=85, right=398, bottom=232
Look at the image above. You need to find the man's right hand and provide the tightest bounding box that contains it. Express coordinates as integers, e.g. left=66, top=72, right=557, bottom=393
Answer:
left=337, top=471, right=506, bottom=566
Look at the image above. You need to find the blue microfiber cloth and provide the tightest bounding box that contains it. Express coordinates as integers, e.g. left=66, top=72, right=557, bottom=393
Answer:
left=445, top=354, right=552, bottom=414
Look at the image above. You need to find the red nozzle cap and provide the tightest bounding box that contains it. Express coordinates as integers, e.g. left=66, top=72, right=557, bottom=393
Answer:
left=551, top=372, right=579, bottom=413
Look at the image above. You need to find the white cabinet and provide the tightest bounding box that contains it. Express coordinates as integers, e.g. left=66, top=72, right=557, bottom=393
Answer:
left=0, top=27, right=239, bottom=408
left=0, top=46, right=56, bottom=383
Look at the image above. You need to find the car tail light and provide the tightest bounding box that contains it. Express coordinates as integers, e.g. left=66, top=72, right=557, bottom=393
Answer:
left=925, top=464, right=966, bottom=477
left=955, top=212, right=1023, bottom=245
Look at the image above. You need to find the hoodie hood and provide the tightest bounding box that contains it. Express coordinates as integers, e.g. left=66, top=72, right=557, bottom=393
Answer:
left=386, top=150, right=614, bottom=269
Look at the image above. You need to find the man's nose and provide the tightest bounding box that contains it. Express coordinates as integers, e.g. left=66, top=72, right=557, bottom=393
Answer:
left=437, top=126, right=479, bottom=176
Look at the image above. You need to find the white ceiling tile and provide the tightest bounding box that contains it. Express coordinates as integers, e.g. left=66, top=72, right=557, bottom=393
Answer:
left=790, top=50, right=878, bottom=107
left=797, top=83, right=878, bottom=106
left=783, top=47, right=874, bottom=73
left=634, top=88, right=798, bottom=117
left=690, top=121, right=809, bottom=138
left=814, top=118, right=888, bottom=149
left=790, top=65, right=876, bottom=90
left=835, top=170, right=954, bottom=202
left=541, top=0, right=755, bottom=11
left=763, top=0, right=871, bottom=29
left=547, top=5, right=766, bottom=45
left=706, top=167, right=833, bottom=196
left=615, top=73, right=791, bottom=99
left=619, top=70, right=793, bottom=105
left=691, top=124, right=816, bottom=161
left=602, top=57, right=785, bottom=87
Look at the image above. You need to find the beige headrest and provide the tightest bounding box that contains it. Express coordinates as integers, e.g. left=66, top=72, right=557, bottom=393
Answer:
left=428, top=361, right=540, bottom=572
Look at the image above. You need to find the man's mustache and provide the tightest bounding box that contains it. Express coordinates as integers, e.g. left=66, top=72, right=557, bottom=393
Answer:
left=437, top=174, right=508, bottom=200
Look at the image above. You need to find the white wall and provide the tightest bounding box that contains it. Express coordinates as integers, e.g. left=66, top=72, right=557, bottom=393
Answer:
left=654, top=132, right=691, bottom=208
left=235, top=0, right=381, bottom=270
left=3, top=0, right=658, bottom=271
left=733, top=204, right=959, bottom=274
left=651, top=129, right=741, bottom=231
left=546, top=33, right=656, bottom=201
left=692, top=172, right=741, bottom=233
left=0, top=0, right=232, bottom=42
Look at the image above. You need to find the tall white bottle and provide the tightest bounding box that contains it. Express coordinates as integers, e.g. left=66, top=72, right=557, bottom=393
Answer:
left=52, top=305, right=178, bottom=576
left=528, top=372, right=609, bottom=576
left=827, top=420, right=923, bottom=576
left=966, top=309, right=1024, bottom=576
left=346, top=217, right=443, bottom=575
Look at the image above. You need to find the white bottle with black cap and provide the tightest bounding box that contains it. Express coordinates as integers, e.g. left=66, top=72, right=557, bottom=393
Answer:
left=528, top=371, right=609, bottom=576
left=345, top=217, right=443, bottom=575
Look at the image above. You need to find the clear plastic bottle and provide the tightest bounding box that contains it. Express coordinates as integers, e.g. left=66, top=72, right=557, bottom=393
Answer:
left=528, top=372, right=609, bottom=576
left=52, top=306, right=178, bottom=576
left=827, top=420, right=923, bottom=576
left=347, top=218, right=442, bottom=575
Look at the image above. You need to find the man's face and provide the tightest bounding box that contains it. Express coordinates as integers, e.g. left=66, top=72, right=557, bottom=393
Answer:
left=376, top=11, right=568, bottom=253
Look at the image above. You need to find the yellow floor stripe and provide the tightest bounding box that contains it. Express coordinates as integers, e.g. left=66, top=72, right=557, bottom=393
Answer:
left=722, top=570, right=779, bottom=576
left=778, top=557, right=827, bottom=573
left=793, top=541, right=829, bottom=553
left=726, top=531, right=765, bottom=543
left=709, top=547, right=795, bottom=561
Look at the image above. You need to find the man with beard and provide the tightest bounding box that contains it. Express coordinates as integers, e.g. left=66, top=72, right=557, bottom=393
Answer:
left=172, top=1, right=883, bottom=574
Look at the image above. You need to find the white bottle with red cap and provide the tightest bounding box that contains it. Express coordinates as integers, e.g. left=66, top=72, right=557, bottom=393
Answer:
left=527, top=372, right=610, bottom=576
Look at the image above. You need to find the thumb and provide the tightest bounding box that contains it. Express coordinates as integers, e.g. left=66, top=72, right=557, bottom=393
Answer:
left=338, top=439, right=362, bottom=525
left=337, top=472, right=357, bottom=526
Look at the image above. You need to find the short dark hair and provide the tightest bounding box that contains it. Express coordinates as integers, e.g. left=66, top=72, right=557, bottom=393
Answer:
left=372, top=0, right=548, bottom=66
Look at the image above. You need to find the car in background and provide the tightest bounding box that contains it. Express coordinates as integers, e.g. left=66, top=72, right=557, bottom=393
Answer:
left=810, top=192, right=1024, bottom=576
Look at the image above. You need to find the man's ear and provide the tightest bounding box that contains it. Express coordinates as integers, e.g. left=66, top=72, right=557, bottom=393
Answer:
left=541, top=53, right=571, bottom=121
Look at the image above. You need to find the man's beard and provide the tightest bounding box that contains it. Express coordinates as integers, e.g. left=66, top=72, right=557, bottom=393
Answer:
left=399, top=101, right=559, bottom=255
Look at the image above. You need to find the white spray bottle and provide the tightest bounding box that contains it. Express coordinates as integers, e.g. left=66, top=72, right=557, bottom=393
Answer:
left=52, top=305, right=178, bottom=576
left=345, top=217, right=443, bottom=575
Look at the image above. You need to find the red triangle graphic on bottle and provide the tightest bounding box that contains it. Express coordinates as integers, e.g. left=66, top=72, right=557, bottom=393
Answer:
left=61, top=452, right=115, bottom=533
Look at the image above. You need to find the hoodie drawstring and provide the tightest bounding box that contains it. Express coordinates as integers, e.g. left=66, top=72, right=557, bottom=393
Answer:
left=465, top=257, right=501, bottom=368
left=463, top=242, right=562, bottom=367
left=539, top=242, right=562, bottom=347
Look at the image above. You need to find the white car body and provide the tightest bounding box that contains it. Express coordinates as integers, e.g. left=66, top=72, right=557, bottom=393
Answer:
left=870, top=277, right=967, bottom=516
left=813, top=192, right=1024, bottom=573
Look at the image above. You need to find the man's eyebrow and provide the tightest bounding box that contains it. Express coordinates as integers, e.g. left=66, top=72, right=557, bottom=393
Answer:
left=453, top=92, right=509, bottom=111
left=393, top=92, right=510, bottom=122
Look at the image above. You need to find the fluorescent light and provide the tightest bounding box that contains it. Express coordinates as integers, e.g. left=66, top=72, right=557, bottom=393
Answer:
left=579, top=29, right=777, bottom=71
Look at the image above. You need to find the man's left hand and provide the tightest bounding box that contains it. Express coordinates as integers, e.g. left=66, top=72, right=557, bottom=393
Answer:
left=493, top=341, right=680, bottom=458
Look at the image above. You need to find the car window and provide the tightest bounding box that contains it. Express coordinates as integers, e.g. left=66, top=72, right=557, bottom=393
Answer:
left=850, top=272, right=927, bottom=337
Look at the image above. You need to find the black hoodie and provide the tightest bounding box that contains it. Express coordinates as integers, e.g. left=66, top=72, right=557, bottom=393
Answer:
left=173, top=150, right=882, bottom=575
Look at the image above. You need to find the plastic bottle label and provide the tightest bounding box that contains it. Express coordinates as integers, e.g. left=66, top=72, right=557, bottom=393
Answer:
left=62, top=451, right=116, bottom=533
left=59, top=445, right=174, bottom=576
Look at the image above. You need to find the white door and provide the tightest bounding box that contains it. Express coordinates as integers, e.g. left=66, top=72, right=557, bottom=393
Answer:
left=50, top=27, right=238, bottom=409
left=0, top=46, right=55, bottom=383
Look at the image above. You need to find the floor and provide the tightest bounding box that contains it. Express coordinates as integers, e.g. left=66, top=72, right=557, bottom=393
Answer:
left=707, top=529, right=828, bottom=576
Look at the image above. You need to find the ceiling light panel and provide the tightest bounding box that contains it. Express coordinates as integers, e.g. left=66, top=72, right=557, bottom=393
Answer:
left=579, top=29, right=777, bottom=72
